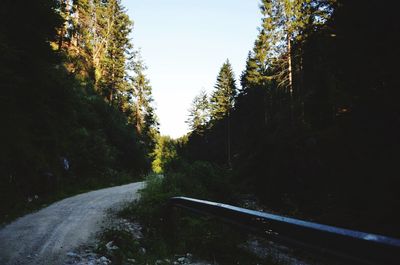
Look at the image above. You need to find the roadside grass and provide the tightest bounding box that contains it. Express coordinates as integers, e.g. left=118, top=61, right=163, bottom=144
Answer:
left=96, top=171, right=287, bottom=265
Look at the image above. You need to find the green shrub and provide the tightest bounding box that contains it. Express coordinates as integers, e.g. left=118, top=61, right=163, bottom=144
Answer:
left=115, top=165, right=276, bottom=264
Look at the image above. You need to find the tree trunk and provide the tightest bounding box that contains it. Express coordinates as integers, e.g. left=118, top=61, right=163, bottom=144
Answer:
left=264, top=88, right=269, bottom=127
left=227, top=110, right=232, bottom=168
left=288, top=36, right=294, bottom=123
left=136, top=97, right=143, bottom=135
left=58, top=27, right=65, bottom=51
left=109, top=89, right=113, bottom=104
left=288, top=37, right=293, bottom=99
left=299, top=49, right=305, bottom=124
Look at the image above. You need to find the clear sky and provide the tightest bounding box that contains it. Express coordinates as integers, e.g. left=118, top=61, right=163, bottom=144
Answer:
left=122, top=0, right=262, bottom=138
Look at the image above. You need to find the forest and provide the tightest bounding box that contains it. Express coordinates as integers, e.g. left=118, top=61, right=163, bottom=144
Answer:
left=130, top=2, right=400, bottom=262
left=1, top=0, right=399, bottom=250
left=0, top=0, right=158, bottom=220
left=160, top=0, right=400, bottom=238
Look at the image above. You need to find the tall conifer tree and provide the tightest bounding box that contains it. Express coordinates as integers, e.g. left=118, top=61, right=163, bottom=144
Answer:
left=98, top=0, right=132, bottom=104
left=210, top=60, right=237, bottom=121
left=187, top=90, right=210, bottom=133
left=210, top=60, right=237, bottom=166
left=128, top=51, right=158, bottom=152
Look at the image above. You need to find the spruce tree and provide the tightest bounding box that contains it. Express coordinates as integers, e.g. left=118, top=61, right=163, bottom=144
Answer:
left=210, top=60, right=237, bottom=121
left=128, top=51, right=158, bottom=152
left=261, top=0, right=334, bottom=95
left=186, top=89, right=210, bottom=133
left=56, top=0, right=134, bottom=102
left=98, top=0, right=132, bottom=105
left=210, top=60, right=237, bottom=166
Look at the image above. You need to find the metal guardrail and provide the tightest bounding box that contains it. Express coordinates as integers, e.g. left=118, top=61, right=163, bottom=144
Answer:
left=169, top=196, right=400, bottom=265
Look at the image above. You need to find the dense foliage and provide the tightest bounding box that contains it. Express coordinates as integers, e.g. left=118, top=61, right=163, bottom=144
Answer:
left=2, top=2, right=399, bottom=260
left=116, top=170, right=270, bottom=265
left=0, top=0, right=157, bottom=220
left=183, top=0, right=400, bottom=237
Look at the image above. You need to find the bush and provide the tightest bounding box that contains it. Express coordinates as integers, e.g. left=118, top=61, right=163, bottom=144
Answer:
left=114, top=163, right=276, bottom=265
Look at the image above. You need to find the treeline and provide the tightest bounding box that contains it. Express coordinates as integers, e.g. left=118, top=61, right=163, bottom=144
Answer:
left=0, top=0, right=157, bottom=219
left=181, top=0, right=400, bottom=236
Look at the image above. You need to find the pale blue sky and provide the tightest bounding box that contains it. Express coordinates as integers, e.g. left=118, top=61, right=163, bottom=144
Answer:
left=122, top=0, right=262, bottom=138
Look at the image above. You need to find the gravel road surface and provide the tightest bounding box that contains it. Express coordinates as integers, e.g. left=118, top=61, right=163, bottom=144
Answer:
left=0, top=181, right=144, bottom=265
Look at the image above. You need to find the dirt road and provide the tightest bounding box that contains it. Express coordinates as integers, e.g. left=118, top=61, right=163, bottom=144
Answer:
left=0, top=182, right=144, bottom=265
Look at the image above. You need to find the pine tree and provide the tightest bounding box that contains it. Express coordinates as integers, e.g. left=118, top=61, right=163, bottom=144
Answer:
left=1, top=0, right=157, bottom=215
left=262, top=0, right=334, bottom=95
left=186, top=90, right=210, bottom=133
left=56, top=0, right=95, bottom=80
left=240, top=9, right=277, bottom=127
left=239, top=0, right=334, bottom=126
left=128, top=51, right=158, bottom=146
left=98, top=0, right=132, bottom=104
left=210, top=60, right=237, bottom=167
left=56, top=0, right=70, bottom=51
left=92, top=0, right=111, bottom=83
left=56, top=0, right=134, bottom=101
left=240, top=30, right=273, bottom=90
left=210, top=60, right=237, bottom=121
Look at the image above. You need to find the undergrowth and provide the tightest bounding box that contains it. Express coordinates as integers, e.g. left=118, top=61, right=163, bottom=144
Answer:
left=97, top=166, right=285, bottom=265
